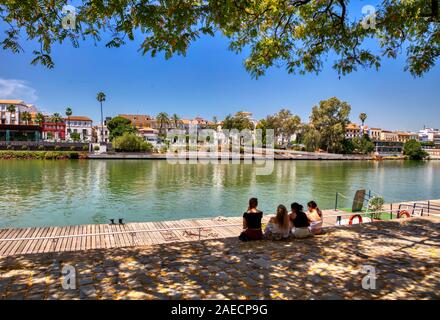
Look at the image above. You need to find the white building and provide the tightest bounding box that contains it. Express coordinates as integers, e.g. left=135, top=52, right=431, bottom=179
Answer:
left=138, top=127, right=159, bottom=145
left=419, top=127, right=440, bottom=145
left=94, top=124, right=110, bottom=143
left=65, top=116, right=93, bottom=142
left=0, top=100, right=38, bottom=125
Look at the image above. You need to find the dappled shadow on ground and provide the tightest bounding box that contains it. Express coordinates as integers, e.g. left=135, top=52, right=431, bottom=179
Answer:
left=0, top=217, right=439, bottom=300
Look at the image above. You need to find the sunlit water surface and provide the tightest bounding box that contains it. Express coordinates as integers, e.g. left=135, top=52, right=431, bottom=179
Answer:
left=0, top=160, right=439, bottom=228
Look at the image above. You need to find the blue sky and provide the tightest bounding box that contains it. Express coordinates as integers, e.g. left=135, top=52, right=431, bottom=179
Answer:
left=0, top=1, right=439, bottom=131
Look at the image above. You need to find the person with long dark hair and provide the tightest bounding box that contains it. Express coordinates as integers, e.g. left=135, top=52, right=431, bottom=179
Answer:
left=264, top=204, right=292, bottom=240
left=239, top=198, right=263, bottom=241
left=290, top=202, right=312, bottom=238
left=307, top=201, right=323, bottom=235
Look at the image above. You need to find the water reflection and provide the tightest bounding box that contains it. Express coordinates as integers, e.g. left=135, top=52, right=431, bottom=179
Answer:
left=0, top=160, right=439, bottom=228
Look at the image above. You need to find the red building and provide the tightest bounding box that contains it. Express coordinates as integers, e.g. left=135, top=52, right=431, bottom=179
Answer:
left=42, top=118, right=66, bottom=141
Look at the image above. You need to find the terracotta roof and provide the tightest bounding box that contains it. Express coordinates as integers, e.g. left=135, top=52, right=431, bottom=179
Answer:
left=119, top=114, right=153, bottom=121
left=0, top=99, right=25, bottom=105
left=346, top=123, right=360, bottom=129
left=139, top=127, right=158, bottom=133
left=66, top=116, right=93, bottom=122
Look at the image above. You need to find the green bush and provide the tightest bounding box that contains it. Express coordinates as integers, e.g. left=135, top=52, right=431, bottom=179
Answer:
left=82, top=145, right=89, bottom=151
left=113, top=133, right=153, bottom=153
left=21, top=145, right=28, bottom=150
left=94, top=145, right=100, bottom=151
left=0, top=151, right=81, bottom=160
left=140, top=141, right=153, bottom=153
left=38, top=145, right=45, bottom=151
left=54, top=145, right=61, bottom=151
left=403, top=140, right=428, bottom=160
left=67, top=152, right=79, bottom=159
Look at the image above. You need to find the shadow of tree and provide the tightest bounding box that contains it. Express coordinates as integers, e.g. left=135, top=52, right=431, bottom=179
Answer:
left=0, top=217, right=439, bottom=300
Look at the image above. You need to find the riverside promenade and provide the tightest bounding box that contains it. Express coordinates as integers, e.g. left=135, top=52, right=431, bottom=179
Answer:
left=0, top=216, right=439, bottom=300
left=0, top=199, right=439, bottom=257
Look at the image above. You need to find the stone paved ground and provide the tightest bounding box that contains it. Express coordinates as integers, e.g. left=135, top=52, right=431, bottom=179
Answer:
left=0, top=217, right=439, bottom=300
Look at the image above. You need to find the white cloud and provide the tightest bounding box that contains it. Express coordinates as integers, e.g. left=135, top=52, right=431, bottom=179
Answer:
left=0, top=78, right=38, bottom=103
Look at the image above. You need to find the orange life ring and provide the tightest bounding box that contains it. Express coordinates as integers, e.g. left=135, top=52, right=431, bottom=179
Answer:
left=349, top=214, right=363, bottom=225
left=397, top=210, right=410, bottom=219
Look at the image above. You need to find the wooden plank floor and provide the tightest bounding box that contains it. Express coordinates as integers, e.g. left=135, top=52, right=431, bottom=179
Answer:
left=0, top=199, right=439, bottom=257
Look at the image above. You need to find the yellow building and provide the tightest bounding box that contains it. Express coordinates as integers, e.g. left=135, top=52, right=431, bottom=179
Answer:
left=380, top=130, right=399, bottom=142
left=369, top=128, right=382, bottom=141
left=396, top=131, right=419, bottom=143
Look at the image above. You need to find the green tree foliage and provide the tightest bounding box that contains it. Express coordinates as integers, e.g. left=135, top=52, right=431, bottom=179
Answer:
left=6, top=104, right=15, bottom=113
left=2, top=1, right=438, bottom=77
left=113, top=133, right=153, bottom=153
left=308, top=97, right=351, bottom=153
left=50, top=113, right=62, bottom=123
left=70, top=132, right=81, bottom=142
left=107, top=116, right=137, bottom=141
left=359, top=113, right=367, bottom=126
left=156, top=112, right=170, bottom=136
left=352, top=134, right=375, bottom=154
left=403, top=139, right=429, bottom=160
left=35, top=113, right=45, bottom=126
left=65, top=107, right=73, bottom=118
left=21, top=111, right=32, bottom=124
left=171, top=113, right=182, bottom=129
left=222, top=112, right=254, bottom=131
left=263, top=109, right=301, bottom=145
left=302, top=125, right=322, bottom=152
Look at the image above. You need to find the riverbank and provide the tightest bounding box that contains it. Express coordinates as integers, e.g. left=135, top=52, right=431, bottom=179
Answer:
left=0, top=216, right=439, bottom=300
left=0, top=151, right=88, bottom=160
left=89, top=151, right=374, bottom=161
left=2, top=150, right=439, bottom=161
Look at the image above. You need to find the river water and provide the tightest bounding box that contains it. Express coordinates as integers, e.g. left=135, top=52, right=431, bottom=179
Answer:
left=0, top=159, right=439, bottom=228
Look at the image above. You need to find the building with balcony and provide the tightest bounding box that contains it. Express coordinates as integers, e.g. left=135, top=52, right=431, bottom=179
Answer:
left=380, top=130, right=399, bottom=142
left=0, top=100, right=38, bottom=125
left=138, top=127, right=160, bottom=145
left=0, top=100, right=41, bottom=141
left=345, top=123, right=370, bottom=140
left=368, top=128, right=382, bottom=141
left=65, top=116, right=93, bottom=142
left=42, top=116, right=66, bottom=141
left=419, top=127, right=440, bottom=146
left=424, top=148, right=440, bottom=159
left=396, top=131, right=419, bottom=143
left=93, top=124, right=110, bottom=143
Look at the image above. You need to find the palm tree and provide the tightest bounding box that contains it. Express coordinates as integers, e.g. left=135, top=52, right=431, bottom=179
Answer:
left=96, top=92, right=106, bottom=143
left=6, top=104, right=16, bottom=113
left=171, top=113, right=182, bottom=129
left=359, top=113, right=367, bottom=126
left=156, top=112, right=170, bottom=136
left=51, top=113, right=62, bottom=124
left=65, top=107, right=73, bottom=140
left=35, top=113, right=45, bottom=126
left=21, top=111, right=31, bottom=125
left=7, top=104, right=16, bottom=124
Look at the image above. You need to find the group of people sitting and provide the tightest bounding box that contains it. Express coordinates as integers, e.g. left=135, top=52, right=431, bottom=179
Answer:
left=239, top=198, right=323, bottom=242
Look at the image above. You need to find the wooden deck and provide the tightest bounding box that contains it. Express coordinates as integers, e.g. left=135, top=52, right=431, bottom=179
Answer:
left=1, top=199, right=439, bottom=257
